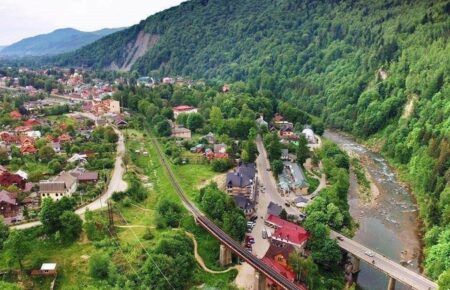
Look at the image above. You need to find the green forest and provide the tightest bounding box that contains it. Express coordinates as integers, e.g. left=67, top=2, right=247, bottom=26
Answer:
left=10, top=0, right=450, bottom=285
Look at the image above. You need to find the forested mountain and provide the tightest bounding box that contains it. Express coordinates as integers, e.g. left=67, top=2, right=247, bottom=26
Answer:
left=55, top=0, right=450, bottom=283
left=0, top=27, right=124, bottom=57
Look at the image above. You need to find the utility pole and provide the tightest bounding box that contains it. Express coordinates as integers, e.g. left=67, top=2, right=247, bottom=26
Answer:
left=107, top=200, right=116, bottom=238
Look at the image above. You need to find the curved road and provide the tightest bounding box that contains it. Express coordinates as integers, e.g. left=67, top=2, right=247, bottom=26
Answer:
left=255, top=136, right=437, bottom=290
left=11, top=127, right=127, bottom=230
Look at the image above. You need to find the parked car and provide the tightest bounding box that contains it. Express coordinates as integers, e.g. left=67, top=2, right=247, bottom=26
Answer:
left=284, top=202, right=291, bottom=207
left=337, top=236, right=344, bottom=241
left=262, top=230, right=267, bottom=239
left=250, top=216, right=258, bottom=222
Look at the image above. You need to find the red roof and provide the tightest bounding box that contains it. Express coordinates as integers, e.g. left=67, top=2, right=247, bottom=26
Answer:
left=262, top=256, right=296, bottom=282
left=15, top=126, right=32, bottom=132
left=173, top=105, right=195, bottom=112
left=24, top=119, right=40, bottom=126
left=0, top=132, right=19, bottom=143
left=274, top=113, right=284, bottom=122
left=59, top=133, right=72, bottom=142
left=266, top=214, right=309, bottom=246
left=0, top=190, right=17, bottom=205
left=10, top=111, right=22, bottom=119
left=21, top=144, right=37, bottom=154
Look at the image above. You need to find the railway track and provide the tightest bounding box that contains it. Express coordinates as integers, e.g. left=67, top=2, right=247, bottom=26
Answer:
left=151, top=137, right=301, bottom=290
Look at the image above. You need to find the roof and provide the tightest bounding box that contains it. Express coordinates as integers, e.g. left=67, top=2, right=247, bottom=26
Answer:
left=266, top=214, right=309, bottom=246
left=226, top=163, right=256, bottom=189
left=173, top=105, right=195, bottom=112
left=39, top=181, right=65, bottom=193
left=41, top=263, right=57, bottom=271
left=56, top=171, right=77, bottom=188
left=0, top=190, right=17, bottom=205
left=281, top=161, right=309, bottom=189
left=261, top=256, right=295, bottom=282
left=233, top=196, right=255, bottom=210
left=172, top=127, right=191, bottom=134
left=267, top=202, right=283, bottom=216
left=77, top=171, right=98, bottom=181
left=264, top=243, right=296, bottom=263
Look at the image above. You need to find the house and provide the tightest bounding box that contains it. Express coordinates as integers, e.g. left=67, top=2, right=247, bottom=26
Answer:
left=22, top=192, right=40, bottom=210
left=203, top=132, right=216, bottom=144
left=51, top=141, right=61, bottom=153
left=10, top=111, right=22, bottom=120
left=68, top=153, right=88, bottom=163
left=279, top=126, right=299, bottom=140
left=31, top=263, right=57, bottom=277
left=0, top=171, right=26, bottom=189
left=58, top=133, right=72, bottom=143
left=0, top=132, right=19, bottom=144
left=190, top=144, right=204, bottom=153
left=162, top=77, right=175, bottom=84
left=0, top=190, right=19, bottom=218
left=171, top=127, right=192, bottom=139
left=213, top=143, right=227, bottom=154
left=172, top=105, right=198, bottom=119
left=39, top=171, right=78, bottom=201
left=225, top=163, right=257, bottom=200
left=23, top=118, right=40, bottom=127
left=267, top=202, right=283, bottom=217
left=25, top=131, right=41, bottom=139
left=233, top=196, right=255, bottom=216
left=262, top=244, right=297, bottom=289
left=265, top=214, right=309, bottom=251
left=278, top=161, right=309, bottom=195
left=74, top=171, right=98, bottom=184
left=114, top=116, right=128, bottom=126
left=15, top=126, right=32, bottom=133
left=15, top=170, right=28, bottom=180
left=20, top=144, right=37, bottom=155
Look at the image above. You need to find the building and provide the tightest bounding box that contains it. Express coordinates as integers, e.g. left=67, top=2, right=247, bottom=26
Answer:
left=203, top=132, right=216, bottom=144
left=172, top=105, right=198, bottom=119
left=0, top=171, right=26, bottom=189
left=213, top=143, right=227, bottom=154
left=278, top=161, right=309, bottom=195
left=265, top=214, right=309, bottom=251
left=0, top=190, right=19, bottom=218
left=262, top=244, right=297, bottom=290
left=233, top=196, right=255, bottom=216
left=225, top=163, right=257, bottom=200
left=32, top=263, right=57, bottom=277
left=171, top=127, right=192, bottom=139
left=10, top=111, right=22, bottom=120
left=222, top=84, right=230, bottom=93
left=70, top=169, right=99, bottom=184
left=267, top=202, right=283, bottom=217
left=39, top=171, right=78, bottom=201
left=256, top=115, right=268, bottom=129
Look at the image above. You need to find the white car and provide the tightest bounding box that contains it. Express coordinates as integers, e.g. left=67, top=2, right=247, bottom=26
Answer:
left=364, top=250, right=375, bottom=257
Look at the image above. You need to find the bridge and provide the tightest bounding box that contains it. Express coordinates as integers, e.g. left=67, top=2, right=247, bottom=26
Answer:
left=151, top=137, right=301, bottom=290
left=330, top=231, right=437, bottom=290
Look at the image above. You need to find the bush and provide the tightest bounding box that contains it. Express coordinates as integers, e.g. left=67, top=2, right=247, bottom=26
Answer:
left=143, top=228, right=154, bottom=240
left=211, top=158, right=233, bottom=172
left=89, top=253, right=110, bottom=280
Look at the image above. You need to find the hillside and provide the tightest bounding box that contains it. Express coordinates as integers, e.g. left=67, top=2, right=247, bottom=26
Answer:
left=0, top=27, right=124, bottom=57
left=53, top=0, right=450, bottom=283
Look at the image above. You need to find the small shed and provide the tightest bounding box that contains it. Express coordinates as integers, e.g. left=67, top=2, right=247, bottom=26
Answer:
left=31, top=263, right=57, bottom=276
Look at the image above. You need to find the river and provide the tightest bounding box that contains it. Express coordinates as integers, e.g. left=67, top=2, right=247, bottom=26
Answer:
left=324, top=130, right=421, bottom=290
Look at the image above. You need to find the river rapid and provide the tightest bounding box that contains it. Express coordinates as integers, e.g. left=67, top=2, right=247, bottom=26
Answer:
left=324, top=130, right=421, bottom=290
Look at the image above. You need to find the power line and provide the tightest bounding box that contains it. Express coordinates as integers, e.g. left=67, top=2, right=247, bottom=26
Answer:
left=115, top=208, right=176, bottom=290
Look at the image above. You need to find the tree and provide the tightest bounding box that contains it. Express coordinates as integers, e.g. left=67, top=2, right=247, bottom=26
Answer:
left=0, top=218, right=9, bottom=250
left=60, top=211, right=83, bottom=243
left=242, top=140, right=258, bottom=163
left=223, top=209, right=247, bottom=241
left=187, top=113, right=204, bottom=131
left=156, top=120, right=172, bottom=137
left=438, top=269, right=450, bottom=290
left=39, top=197, right=76, bottom=235
left=264, top=132, right=282, bottom=160
left=211, top=158, right=233, bottom=172
left=157, top=199, right=183, bottom=228
left=48, top=159, right=62, bottom=174
left=4, top=230, right=30, bottom=270
left=209, top=106, right=223, bottom=132
left=289, top=253, right=320, bottom=289
left=39, top=146, right=55, bottom=162
left=272, top=160, right=284, bottom=175
left=296, top=136, right=309, bottom=166
left=89, top=253, right=110, bottom=280
left=280, top=209, right=288, bottom=220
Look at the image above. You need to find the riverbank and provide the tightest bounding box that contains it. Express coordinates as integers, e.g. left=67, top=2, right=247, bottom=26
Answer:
left=324, top=130, right=423, bottom=290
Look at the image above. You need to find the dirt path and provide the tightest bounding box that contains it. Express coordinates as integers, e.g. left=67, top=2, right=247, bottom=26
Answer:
left=185, top=232, right=237, bottom=274
left=116, top=225, right=153, bottom=229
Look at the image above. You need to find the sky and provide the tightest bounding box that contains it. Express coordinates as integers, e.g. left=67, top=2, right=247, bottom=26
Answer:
left=0, top=0, right=186, bottom=46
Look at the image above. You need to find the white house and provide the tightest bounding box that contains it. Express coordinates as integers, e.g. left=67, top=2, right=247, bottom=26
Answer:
left=39, top=171, right=78, bottom=201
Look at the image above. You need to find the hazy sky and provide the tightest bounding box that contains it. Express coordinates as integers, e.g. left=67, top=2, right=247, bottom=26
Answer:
left=0, top=0, right=186, bottom=46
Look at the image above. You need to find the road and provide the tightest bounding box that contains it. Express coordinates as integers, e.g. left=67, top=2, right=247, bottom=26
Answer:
left=255, top=135, right=437, bottom=290
left=11, top=127, right=127, bottom=230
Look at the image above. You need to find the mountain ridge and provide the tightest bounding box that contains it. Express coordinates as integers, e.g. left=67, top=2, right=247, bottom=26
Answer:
left=0, top=27, right=125, bottom=57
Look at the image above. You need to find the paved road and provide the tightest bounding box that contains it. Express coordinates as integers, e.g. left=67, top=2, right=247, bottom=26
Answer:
left=255, top=135, right=437, bottom=290
left=11, top=127, right=127, bottom=230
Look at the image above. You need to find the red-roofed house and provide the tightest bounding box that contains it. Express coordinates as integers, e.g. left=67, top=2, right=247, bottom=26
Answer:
left=15, top=126, right=32, bottom=133
left=0, top=171, right=26, bottom=189
left=21, top=144, right=37, bottom=155
left=173, top=105, right=198, bottom=119
left=0, top=132, right=19, bottom=144
left=23, top=118, right=40, bottom=127
left=265, top=214, right=309, bottom=251
left=10, top=111, right=22, bottom=120
left=58, top=133, right=72, bottom=143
